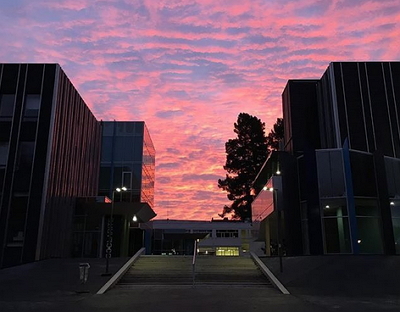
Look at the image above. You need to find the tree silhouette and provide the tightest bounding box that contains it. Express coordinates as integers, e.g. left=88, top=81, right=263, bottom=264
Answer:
left=218, top=115, right=284, bottom=221
left=267, top=118, right=283, bottom=150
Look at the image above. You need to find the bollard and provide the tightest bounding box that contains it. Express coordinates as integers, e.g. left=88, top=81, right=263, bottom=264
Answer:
left=79, top=263, right=90, bottom=284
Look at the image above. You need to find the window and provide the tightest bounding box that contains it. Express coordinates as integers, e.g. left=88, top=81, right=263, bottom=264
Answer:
left=216, top=247, right=239, bottom=256
left=17, top=142, right=35, bottom=170
left=355, top=199, right=383, bottom=254
left=390, top=200, right=400, bottom=254
left=24, top=94, right=40, bottom=118
left=300, top=201, right=310, bottom=255
left=321, top=198, right=351, bottom=253
left=0, top=142, right=9, bottom=167
left=193, top=229, right=212, bottom=237
left=216, top=230, right=239, bottom=238
left=0, top=94, right=15, bottom=118
left=122, top=171, right=132, bottom=189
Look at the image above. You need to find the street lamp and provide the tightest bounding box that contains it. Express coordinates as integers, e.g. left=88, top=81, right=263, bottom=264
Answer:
left=269, top=187, right=283, bottom=273
left=103, top=186, right=127, bottom=275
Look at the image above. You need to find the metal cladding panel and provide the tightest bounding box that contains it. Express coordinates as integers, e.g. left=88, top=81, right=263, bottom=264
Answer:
left=323, top=62, right=400, bottom=157
left=41, top=67, right=101, bottom=259
left=0, top=64, right=101, bottom=267
left=282, top=80, right=320, bottom=154
left=0, top=64, right=57, bottom=267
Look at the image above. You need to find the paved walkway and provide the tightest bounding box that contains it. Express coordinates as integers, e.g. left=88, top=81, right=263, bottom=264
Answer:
left=262, top=255, right=400, bottom=311
left=1, top=255, right=400, bottom=311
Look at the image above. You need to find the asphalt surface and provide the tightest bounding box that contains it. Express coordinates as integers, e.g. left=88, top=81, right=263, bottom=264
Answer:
left=262, top=255, right=400, bottom=311
left=0, top=255, right=399, bottom=312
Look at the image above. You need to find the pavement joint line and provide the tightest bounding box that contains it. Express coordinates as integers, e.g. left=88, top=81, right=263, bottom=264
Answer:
left=250, top=252, right=290, bottom=295
left=96, top=248, right=145, bottom=295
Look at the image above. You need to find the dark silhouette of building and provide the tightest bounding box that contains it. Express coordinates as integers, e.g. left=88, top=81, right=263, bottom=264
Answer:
left=0, top=64, right=101, bottom=268
left=253, top=62, right=400, bottom=256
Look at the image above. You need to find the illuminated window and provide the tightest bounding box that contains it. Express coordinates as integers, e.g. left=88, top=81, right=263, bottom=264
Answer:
left=216, top=247, right=239, bottom=256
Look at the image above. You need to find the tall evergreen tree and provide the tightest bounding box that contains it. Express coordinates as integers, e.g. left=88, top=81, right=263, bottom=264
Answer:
left=218, top=115, right=284, bottom=220
left=218, top=113, right=268, bottom=220
left=266, top=118, right=284, bottom=150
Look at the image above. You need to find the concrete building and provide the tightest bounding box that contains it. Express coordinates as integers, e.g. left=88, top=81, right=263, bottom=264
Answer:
left=0, top=64, right=101, bottom=268
left=146, top=219, right=256, bottom=256
left=252, top=62, right=400, bottom=256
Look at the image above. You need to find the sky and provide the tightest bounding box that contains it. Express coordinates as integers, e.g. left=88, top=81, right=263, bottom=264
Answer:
left=1, top=0, right=399, bottom=220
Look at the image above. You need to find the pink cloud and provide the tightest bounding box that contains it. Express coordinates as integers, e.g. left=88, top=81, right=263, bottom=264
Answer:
left=0, top=0, right=399, bottom=220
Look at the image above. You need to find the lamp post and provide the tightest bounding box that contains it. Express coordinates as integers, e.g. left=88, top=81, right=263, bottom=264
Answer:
left=103, top=186, right=127, bottom=276
left=269, top=187, right=283, bottom=273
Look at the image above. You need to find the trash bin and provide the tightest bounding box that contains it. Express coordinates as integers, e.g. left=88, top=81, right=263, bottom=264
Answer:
left=79, top=263, right=90, bottom=284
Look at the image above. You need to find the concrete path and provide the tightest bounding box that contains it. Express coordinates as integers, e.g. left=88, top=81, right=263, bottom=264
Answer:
left=262, top=255, right=400, bottom=311
left=1, top=255, right=400, bottom=311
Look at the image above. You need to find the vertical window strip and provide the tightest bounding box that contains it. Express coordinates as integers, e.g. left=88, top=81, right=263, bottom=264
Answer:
left=381, top=63, right=396, bottom=157
left=340, top=63, right=351, bottom=148
left=389, top=63, right=400, bottom=158
left=364, top=63, right=377, bottom=151
left=357, top=63, right=370, bottom=152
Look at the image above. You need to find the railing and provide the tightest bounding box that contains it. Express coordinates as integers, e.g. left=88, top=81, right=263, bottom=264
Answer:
left=192, top=239, right=198, bottom=286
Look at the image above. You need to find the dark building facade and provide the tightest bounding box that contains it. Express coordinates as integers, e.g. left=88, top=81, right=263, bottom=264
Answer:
left=99, top=121, right=155, bottom=208
left=95, top=121, right=156, bottom=256
left=0, top=64, right=101, bottom=268
left=253, top=62, right=400, bottom=256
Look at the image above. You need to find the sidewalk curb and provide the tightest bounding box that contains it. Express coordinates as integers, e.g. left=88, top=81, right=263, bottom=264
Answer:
left=97, top=248, right=145, bottom=294
left=250, top=252, right=290, bottom=295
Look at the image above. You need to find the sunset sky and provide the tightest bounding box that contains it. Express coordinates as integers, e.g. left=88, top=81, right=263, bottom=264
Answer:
left=1, top=0, right=399, bottom=220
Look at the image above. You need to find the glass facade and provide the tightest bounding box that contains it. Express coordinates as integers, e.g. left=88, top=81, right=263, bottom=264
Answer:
left=390, top=200, right=400, bottom=254
left=385, top=157, right=400, bottom=254
left=321, top=198, right=351, bottom=253
left=316, top=149, right=345, bottom=197
left=315, top=149, right=384, bottom=254
left=99, top=121, right=155, bottom=208
left=355, top=199, right=383, bottom=254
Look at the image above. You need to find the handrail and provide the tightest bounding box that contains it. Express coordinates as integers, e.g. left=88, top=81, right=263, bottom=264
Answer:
left=192, top=239, right=198, bottom=286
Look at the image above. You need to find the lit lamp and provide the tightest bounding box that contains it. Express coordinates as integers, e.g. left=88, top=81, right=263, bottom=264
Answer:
left=103, top=186, right=127, bottom=275
left=268, top=186, right=283, bottom=273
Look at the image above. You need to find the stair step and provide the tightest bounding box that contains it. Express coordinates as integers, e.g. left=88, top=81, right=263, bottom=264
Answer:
left=117, top=256, right=272, bottom=287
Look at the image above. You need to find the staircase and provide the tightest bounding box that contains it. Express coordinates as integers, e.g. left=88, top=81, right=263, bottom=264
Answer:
left=195, top=256, right=271, bottom=287
left=118, top=255, right=193, bottom=286
left=117, top=255, right=271, bottom=287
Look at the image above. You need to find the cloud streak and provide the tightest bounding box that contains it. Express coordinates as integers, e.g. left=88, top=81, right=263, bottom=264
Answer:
left=1, top=0, right=399, bottom=220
